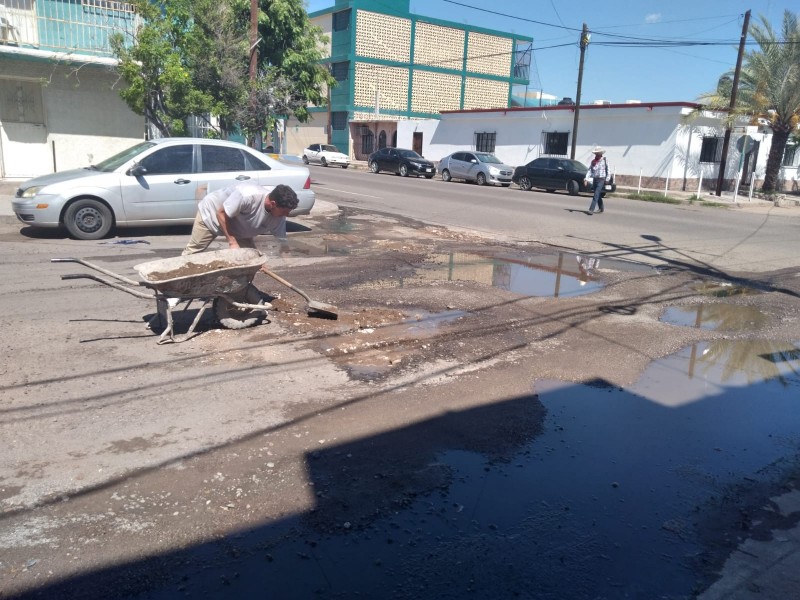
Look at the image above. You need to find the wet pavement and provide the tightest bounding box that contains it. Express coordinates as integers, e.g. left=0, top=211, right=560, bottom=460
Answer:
left=2, top=203, right=800, bottom=600
left=119, top=339, right=800, bottom=600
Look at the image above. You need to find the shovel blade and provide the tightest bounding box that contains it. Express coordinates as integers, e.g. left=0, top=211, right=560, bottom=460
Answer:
left=307, top=300, right=338, bottom=319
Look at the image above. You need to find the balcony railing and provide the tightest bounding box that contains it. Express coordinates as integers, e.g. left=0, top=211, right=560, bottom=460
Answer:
left=0, top=0, right=140, bottom=58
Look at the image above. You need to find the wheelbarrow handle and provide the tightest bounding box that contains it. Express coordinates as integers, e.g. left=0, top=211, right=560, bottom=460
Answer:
left=61, top=273, right=154, bottom=300
left=52, top=257, right=140, bottom=286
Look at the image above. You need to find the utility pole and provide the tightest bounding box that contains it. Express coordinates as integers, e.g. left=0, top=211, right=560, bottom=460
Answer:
left=715, top=10, right=751, bottom=196
left=249, top=0, right=259, bottom=149
left=570, top=23, right=589, bottom=160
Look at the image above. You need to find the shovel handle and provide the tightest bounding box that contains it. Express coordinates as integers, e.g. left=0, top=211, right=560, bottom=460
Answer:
left=260, top=268, right=312, bottom=303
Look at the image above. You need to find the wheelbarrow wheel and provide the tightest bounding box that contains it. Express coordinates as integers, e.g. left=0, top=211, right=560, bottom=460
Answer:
left=214, top=285, right=267, bottom=330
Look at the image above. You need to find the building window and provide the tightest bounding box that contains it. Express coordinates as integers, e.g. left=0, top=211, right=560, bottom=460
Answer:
left=186, top=115, right=210, bottom=138
left=475, top=132, right=496, bottom=153
left=514, top=42, right=531, bottom=80
left=361, top=130, right=374, bottom=154
left=82, top=0, right=136, bottom=12
left=331, top=111, right=347, bottom=130
left=333, top=9, right=350, bottom=32
left=543, top=131, right=569, bottom=156
left=331, top=61, right=349, bottom=82
left=392, top=130, right=397, bottom=147
left=700, top=136, right=724, bottom=163
left=378, top=130, right=387, bottom=149
left=782, top=145, right=798, bottom=167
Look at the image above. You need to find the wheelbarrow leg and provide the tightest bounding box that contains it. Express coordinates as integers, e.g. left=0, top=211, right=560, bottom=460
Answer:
left=157, top=298, right=213, bottom=344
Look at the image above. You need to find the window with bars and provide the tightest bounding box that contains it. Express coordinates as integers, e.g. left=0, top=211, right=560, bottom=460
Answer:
left=333, top=9, right=351, bottom=32
left=361, top=130, right=374, bottom=154
left=700, top=137, right=723, bottom=163
left=331, top=61, right=349, bottom=82
left=82, top=0, right=136, bottom=13
left=331, top=111, right=348, bottom=130
left=542, top=131, right=569, bottom=156
left=782, top=145, right=798, bottom=167
left=475, top=132, right=496, bottom=153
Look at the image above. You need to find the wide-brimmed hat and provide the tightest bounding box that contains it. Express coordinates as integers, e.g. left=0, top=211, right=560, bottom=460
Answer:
left=591, top=146, right=606, bottom=155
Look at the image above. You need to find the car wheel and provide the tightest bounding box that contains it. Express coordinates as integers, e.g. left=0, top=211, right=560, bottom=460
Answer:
left=369, top=161, right=380, bottom=173
left=399, top=164, right=409, bottom=177
left=214, top=285, right=266, bottom=330
left=567, top=180, right=580, bottom=196
left=518, top=176, right=533, bottom=191
left=341, top=165, right=348, bottom=169
left=424, top=175, right=434, bottom=179
left=476, top=172, right=487, bottom=186
left=302, top=155, right=309, bottom=165
left=441, top=169, right=452, bottom=182
left=64, top=198, right=113, bottom=240
left=320, top=157, right=328, bottom=167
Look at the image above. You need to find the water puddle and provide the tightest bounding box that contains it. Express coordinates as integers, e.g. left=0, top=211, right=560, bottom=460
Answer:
left=695, top=281, right=760, bottom=298
left=321, top=309, right=468, bottom=382
left=660, top=303, right=768, bottom=332
left=351, top=252, right=619, bottom=298
left=139, top=340, right=800, bottom=599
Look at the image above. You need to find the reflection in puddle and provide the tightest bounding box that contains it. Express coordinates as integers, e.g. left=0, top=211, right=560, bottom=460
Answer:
left=660, top=304, right=768, bottom=332
left=352, top=252, right=614, bottom=297
left=695, top=281, right=760, bottom=298
left=162, top=340, right=800, bottom=599
left=630, top=340, right=800, bottom=407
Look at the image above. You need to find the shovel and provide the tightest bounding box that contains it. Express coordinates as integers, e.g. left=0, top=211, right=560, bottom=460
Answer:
left=261, top=268, right=338, bottom=319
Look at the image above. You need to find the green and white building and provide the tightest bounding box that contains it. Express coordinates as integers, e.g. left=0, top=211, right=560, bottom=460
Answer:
left=289, top=0, right=533, bottom=159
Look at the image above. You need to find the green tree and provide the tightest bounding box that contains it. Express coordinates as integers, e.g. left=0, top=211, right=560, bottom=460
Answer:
left=110, top=0, right=333, bottom=141
left=700, top=11, right=800, bottom=192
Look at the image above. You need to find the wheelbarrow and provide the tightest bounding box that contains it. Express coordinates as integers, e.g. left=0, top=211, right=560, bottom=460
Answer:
left=52, top=248, right=272, bottom=344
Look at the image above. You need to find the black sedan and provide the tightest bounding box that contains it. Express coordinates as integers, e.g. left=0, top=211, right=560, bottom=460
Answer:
left=512, top=157, right=591, bottom=195
left=368, top=147, right=436, bottom=178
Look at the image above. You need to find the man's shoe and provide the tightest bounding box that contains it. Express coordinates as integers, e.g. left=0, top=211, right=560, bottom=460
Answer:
left=597, top=209, right=604, bottom=213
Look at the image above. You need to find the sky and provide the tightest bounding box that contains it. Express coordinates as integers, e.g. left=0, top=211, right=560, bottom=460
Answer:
left=304, top=0, right=790, bottom=104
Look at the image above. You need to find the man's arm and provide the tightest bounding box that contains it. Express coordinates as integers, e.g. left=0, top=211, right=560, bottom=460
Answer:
left=216, top=206, right=239, bottom=249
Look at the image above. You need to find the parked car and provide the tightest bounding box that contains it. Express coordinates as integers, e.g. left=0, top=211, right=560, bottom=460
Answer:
left=512, top=157, right=593, bottom=195
left=302, top=143, right=350, bottom=168
left=368, top=147, right=436, bottom=178
left=12, top=138, right=315, bottom=240
left=439, top=151, right=514, bottom=186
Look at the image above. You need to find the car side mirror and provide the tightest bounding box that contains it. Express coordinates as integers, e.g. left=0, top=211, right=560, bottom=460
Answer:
left=127, top=164, right=147, bottom=177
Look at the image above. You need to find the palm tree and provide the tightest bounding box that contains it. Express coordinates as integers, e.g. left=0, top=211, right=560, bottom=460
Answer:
left=700, top=11, right=800, bottom=192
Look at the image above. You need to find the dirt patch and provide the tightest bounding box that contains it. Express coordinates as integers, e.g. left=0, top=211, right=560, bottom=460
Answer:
left=145, top=260, right=238, bottom=281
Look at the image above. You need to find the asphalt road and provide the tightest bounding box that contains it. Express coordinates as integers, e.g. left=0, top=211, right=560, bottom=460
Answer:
left=308, top=165, right=800, bottom=274
left=1, top=175, right=799, bottom=600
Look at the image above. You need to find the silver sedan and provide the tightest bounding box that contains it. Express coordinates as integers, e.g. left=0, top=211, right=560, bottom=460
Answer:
left=12, top=138, right=315, bottom=240
left=438, top=151, right=514, bottom=187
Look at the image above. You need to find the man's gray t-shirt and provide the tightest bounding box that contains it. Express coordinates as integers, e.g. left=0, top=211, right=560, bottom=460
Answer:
left=198, top=184, right=286, bottom=239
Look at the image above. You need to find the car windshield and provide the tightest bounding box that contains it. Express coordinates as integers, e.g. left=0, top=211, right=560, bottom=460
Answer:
left=93, top=141, right=156, bottom=172
left=564, top=160, right=588, bottom=171
left=321, top=145, right=340, bottom=153
left=475, top=153, right=503, bottom=164
left=398, top=150, right=422, bottom=159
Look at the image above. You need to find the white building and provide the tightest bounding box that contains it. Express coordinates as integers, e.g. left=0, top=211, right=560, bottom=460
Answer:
left=395, top=102, right=799, bottom=193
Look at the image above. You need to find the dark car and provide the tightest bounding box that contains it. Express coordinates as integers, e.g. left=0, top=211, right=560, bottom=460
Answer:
left=512, top=157, right=592, bottom=195
left=368, top=147, right=436, bottom=178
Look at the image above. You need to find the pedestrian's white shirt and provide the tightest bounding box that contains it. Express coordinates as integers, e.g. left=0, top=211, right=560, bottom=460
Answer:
left=198, top=183, right=286, bottom=239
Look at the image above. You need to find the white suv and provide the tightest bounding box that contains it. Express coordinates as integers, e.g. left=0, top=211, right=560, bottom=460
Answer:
left=302, top=144, right=350, bottom=168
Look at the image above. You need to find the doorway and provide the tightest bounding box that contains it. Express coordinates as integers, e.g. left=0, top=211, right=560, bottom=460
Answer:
left=413, top=132, right=423, bottom=155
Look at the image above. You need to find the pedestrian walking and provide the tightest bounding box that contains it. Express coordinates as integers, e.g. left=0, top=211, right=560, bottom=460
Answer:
left=584, top=147, right=610, bottom=214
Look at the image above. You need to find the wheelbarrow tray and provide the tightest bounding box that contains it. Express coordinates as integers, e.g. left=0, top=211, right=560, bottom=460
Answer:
left=134, top=248, right=266, bottom=298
